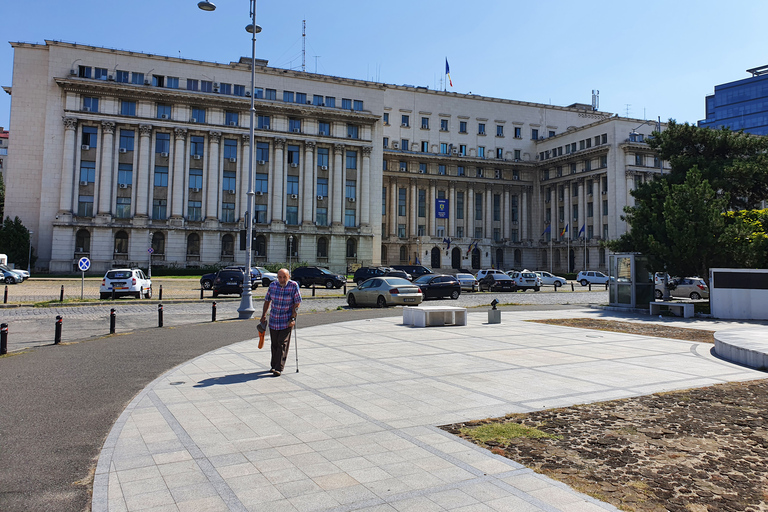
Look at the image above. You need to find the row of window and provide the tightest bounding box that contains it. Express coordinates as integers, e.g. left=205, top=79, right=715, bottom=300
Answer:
left=545, top=178, right=609, bottom=201
left=543, top=157, right=609, bottom=179
left=382, top=188, right=517, bottom=224
left=544, top=201, right=611, bottom=222
left=383, top=137, right=522, bottom=161
left=540, top=133, right=609, bottom=161
left=386, top=114, right=548, bottom=140
left=384, top=160, right=519, bottom=180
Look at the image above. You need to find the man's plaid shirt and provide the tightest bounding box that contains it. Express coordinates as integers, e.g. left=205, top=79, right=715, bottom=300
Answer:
left=265, top=280, right=302, bottom=330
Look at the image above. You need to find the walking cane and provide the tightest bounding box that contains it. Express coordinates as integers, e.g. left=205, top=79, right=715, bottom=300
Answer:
left=293, top=318, right=299, bottom=373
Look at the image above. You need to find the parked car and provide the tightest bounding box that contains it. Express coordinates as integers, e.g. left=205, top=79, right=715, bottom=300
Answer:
left=390, top=265, right=433, bottom=279
left=508, top=269, right=541, bottom=291
left=455, top=273, right=479, bottom=292
left=255, top=267, right=278, bottom=287
left=292, top=266, right=346, bottom=289
left=655, top=277, right=709, bottom=300
left=384, top=268, right=412, bottom=281
left=535, top=271, right=567, bottom=287
left=0, top=268, right=23, bottom=284
left=353, top=266, right=390, bottom=286
left=476, top=269, right=506, bottom=281
left=1, top=265, right=29, bottom=281
left=478, top=273, right=517, bottom=292
left=100, top=268, right=152, bottom=299
left=201, top=266, right=259, bottom=290
left=413, top=274, right=461, bottom=300
left=212, top=268, right=246, bottom=297
left=346, top=277, right=423, bottom=308
left=576, top=270, right=609, bottom=286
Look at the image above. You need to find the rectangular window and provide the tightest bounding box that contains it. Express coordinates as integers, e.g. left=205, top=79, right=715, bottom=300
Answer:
left=156, top=104, right=171, bottom=119
left=152, top=75, right=164, bottom=87
left=223, top=170, right=236, bottom=191
left=346, top=150, right=357, bottom=169
left=383, top=112, right=390, bottom=125
left=493, top=228, right=501, bottom=242
left=418, top=225, right=425, bottom=236
left=398, top=188, right=407, bottom=216
left=131, top=72, right=144, bottom=85
left=496, top=148, right=503, bottom=159
left=587, top=225, right=594, bottom=239
left=383, top=160, right=388, bottom=171
left=459, top=144, right=467, bottom=156
left=221, top=203, right=235, bottom=222
left=254, top=204, right=267, bottom=223
left=79, top=161, right=96, bottom=183
left=475, top=193, right=483, bottom=220
left=345, top=180, right=357, bottom=200
left=511, top=195, right=518, bottom=221
left=457, top=166, right=464, bottom=176
left=225, top=111, right=239, bottom=126
left=317, top=147, right=329, bottom=167
left=478, top=147, right=485, bottom=158
left=478, top=123, right=486, bottom=135
left=601, top=155, right=608, bottom=168
left=353, top=100, right=364, bottom=111
left=456, top=192, right=464, bottom=219
left=223, top=138, right=237, bottom=160
left=573, top=205, right=579, bottom=221
left=549, top=130, right=556, bottom=138
left=199, top=80, right=212, bottom=93
left=440, top=119, right=448, bottom=131
left=82, top=96, right=99, bottom=112
left=603, top=224, right=609, bottom=240
left=317, top=177, right=328, bottom=197
left=258, top=115, right=270, bottom=129
left=95, top=67, right=108, bottom=80
left=493, top=194, right=501, bottom=221
left=256, top=142, right=270, bottom=162
left=603, top=199, right=609, bottom=216
left=476, top=167, right=483, bottom=177
left=154, top=166, right=168, bottom=187
left=531, top=128, right=539, bottom=140
left=401, top=139, right=409, bottom=151
left=496, top=125, right=504, bottom=137
left=190, top=135, right=205, bottom=157
left=342, top=98, right=352, bottom=110
left=399, top=161, right=407, bottom=172
left=475, top=227, right=483, bottom=239
left=401, top=115, right=410, bottom=127
left=345, top=209, right=356, bottom=227
left=289, top=118, right=301, bottom=133
left=152, top=199, right=167, bottom=220
left=382, top=187, right=387, bottom=216
left=287, top=145, right=300, bottom=165
left=116, top=70, right=130, bottom=83
left=438, top=164, right=446, bottom=175
left=120, top=100, right=136, bottom=116
left=186, top=78, right=199, bottom=91
left=167, top=77, right=179, bottom=89
left=287, top=176, right=299, bottom=195
left=383, top=137, right=389, bottom=149
left=254, top=87, right=264, bottom=98
left=456, top=226, right=464, bottom=238
left=587, top=202, right=594, bottom=218
left=312, top=94, right=324, bottom=106
left=514, top=127, right=522, bottom=138
left=316, top=208, right=328, bottom=226
left=440, top=143, right=448, bottom=154
left=115, top=197, right=131, bottom=218
left=559, top=206, right=565, bottom=222
left=189, top=169, right=203, bottom=189
left=324, top=96, right=335, bottom=107
left=295, top=92, right=307, bottom=104
left=265, top=88, right=277, bottom=100
left=421, top=141, right=429, bottom=153
left=418, top=190, right=426, bottom=217
left=419, top=163, right=427, bottom=174
left=191, top=107, right=206, bottom=123
left=347, top=124, right=359, bottom=139
left=119, top=130, right=135, bottom=152
left=318, top=121, right=330, bottom=135
left=255, top=173, right=268, bottom=193
left=584, top=159, right=592, bottom=171
left=398, top=224, right=406, bottom=238
left=421, top=117, right=429, bottom=129
left=635, top=153, right=643, bottom=166
left=233, top=84, right=245, bottom=96
left=459, top=121, right=467, bottom=133
left=586, top=138, right=592, bottom=148
left=188, top=201, right=202, bottom=221
left=573, top=185, right=579, bottom=197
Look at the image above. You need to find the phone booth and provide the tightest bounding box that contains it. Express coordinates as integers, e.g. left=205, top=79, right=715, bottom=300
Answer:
left=608, top=253, right=654, bottom=308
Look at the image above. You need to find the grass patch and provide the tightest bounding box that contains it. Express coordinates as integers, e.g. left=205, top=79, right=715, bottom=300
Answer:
left=528, top=318, right=715, bottom=343
left=33, top=299, right=102, bottom=307
left=460, top=422, right=561, bottom=443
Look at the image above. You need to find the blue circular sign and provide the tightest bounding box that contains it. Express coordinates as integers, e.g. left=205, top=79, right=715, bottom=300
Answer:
left=78, top=257, right=90, bottom=272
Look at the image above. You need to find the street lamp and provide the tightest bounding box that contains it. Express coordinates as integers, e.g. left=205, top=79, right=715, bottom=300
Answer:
left=27, top=231, right=33, bottom=273
left=288, top=235, right=293, bottom=273
left=199, top=0, right=262, bottom=319
left=148, top=232, right=153, bottom=279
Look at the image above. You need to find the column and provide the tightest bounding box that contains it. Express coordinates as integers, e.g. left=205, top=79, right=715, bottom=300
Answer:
left=361, top=146, right=372, bottom=227
left=410, top=179, right=417, bottom=236
left=59, top=117, right=78, bottom=213
left=390, top=178, right=398, bottom=237
left=448, top=181, right=456, bottom=238
left=595, top=177, right=602, bottom=239
left=502, top=187, right=510, bottom=240
left=332, top=143, right=344, bottom=225
left=428, top=180, right=436, bottom=237
left=468, top=187, right=475, bottom=238
left=484, top=186, right=492, bottom=239
left=135, top=124, right=152, bottom=217
left=564, top=182, right=572, bottom=240
left=302, top=141, right=316, bottom=224
left=271, top=138, right=286, bottom=224
left=239, top=134, right=249, bottom=220
left=97, top=121, right=116, bottom=215
left=205, top=131, right=221, bottom=221
left=626, top=171, right=635, bottom=208
left=521, top=187, right=528, bottom=240
left=170, top=128, right=187, bottom=218
left=577, top=179, right=585, bottom=240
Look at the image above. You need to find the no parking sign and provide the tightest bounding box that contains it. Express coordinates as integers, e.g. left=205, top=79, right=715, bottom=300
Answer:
left=78, top=257, right=90, bottom=272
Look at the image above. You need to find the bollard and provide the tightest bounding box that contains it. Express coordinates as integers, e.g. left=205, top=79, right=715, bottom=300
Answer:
left=54, top=315, right=62, bottom=344
left=4, top=285, right=7, bottom=304
left=605, top=281, right=609, bottom=291
left=200, top=287, right=204, bottom=300
left=1, top=323, right=7, bottom=355
left=343, top=282, right=347, bottom=295
left=212, top=301, right=217, bottom=322
left=158, top=304, right=164, bottom=327
left=571, top=282, right=574, bottom=292
left=589, top=283, right=592, bottom=292
left=159, top=284, right=163, bottom=301
left=110, top=308, right=116, bottom=334
left=111, top=288, right=116, bottom=300
left=554, top=283, right=557, bottom=292
left=60, top=285, right=65, bottom=302
left=312, top=285, right=315, bottom=297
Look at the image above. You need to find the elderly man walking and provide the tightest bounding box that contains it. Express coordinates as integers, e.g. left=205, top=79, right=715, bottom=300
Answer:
left=260, top=268, right=302, bottom=376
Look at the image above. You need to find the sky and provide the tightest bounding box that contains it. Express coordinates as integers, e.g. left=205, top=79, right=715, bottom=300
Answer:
left=2, top=0, right=767, bottom=130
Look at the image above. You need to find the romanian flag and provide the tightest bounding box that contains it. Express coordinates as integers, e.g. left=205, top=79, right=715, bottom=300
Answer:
left=561, top=224, right=569, bottom=237
left=445, top=59, right=453, bottom=87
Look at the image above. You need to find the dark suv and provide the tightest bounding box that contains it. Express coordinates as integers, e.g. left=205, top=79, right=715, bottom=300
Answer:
left=391, top=265, right=433, bottom=279
left=292, top=266, right=346, bottom=289
left=212, top=269, right=246, bottom=297
left=353, top=266, right=390, bottom=286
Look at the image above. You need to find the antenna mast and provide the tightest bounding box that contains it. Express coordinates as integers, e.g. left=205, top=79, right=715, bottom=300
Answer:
left=591, top=90, right=599, bottom=111
left=302, top=20, right=306, bottom=72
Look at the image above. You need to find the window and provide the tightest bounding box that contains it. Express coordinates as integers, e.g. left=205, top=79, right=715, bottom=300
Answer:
left=475, top=227, right=483, bottom=238
left=114, top=231, right=129, bottom=254
left=531, top=129, right=539, bottom=140
left=318, top=121, right=330, bottom=135
left=511, top=195, right=518, bottom=221
left=82, top=96, right=99, bottom=112
left=187, top=234, right=201, bottom=257
left=475, top=193, right=483, bottom=220
left=587, top=225, right=594, bottom=240
left=459, top=121, right=467, bottom=133
left=438, top=164, right=446, bottom=175
left=573, top=185, right=579, bottom=197
left=316, top=208, right=328, bottom=226
left=493, top=194, right=501, bottom=221
left=418, top=225, right=425, bottom=236
left=75, top=229, right=91, bottom=253
left=157, top=104, right=171, bottom=119
left=459, top=144, right=467, bottom=156
left=119, top=129, right=134, bottom=151
left=418, top=190, right=426, bottom=217
left=600, top=155, right=608, bottom=168
left=256, top=142, right=270, bottom=162
left=324, top=96, right=335, bottom=107
left=456, top=192, right=464, bottom=219
left=77, top=195, right=94, bottom=217
left=559, top=206, right=565, bottom=222
left=398, top=225, right=406, bottom=239
left=220, top=234, right=235, bottom=258
left=382, top=187, right=387, bottom=215
left=254, top=204, right=267, bottom=223
left=117, top=163, right=133, bottom=186
left=154, top=166, right=168, bottom=187
left=441, top=119, right=449, bottom=131
left=456, top=226, right=464, bottom=238
left=154, top=133, right=170, bottom=155
left=188, top=201, right=202, bottom=221
left=383, top=137, right=389, bottom=149
left=264, top=88, right=276, bottom=100
left=399, top=161, right=407, bottom=172
left=457, top=166, right=465, bottom=176
left=493, top=228, right=501, bottom=242
left=317, top=177, right=328, bottom=197
left=287, top=176, right=299, bottom=195
left=401, top=139, right=409, bottom=151
left=635, top=153, right=643, bottom=166
left=115, top=197, right=131, bottom=218
left=234, top=84, right=245, bottom=96
left=595, top=135, right=601, bottom=146
left=295, top=92, right=307, bottom=104
left=421, top=117, right=429, bottom=129
left=587, top=202, right=594, bottom=218
left=152, top=75, right=164, bottom=87
left=603, top=200, right=608, bottom=216
left=346, top=151, right=357, bottom=169
left=286, top=206, right=298, bottom=225
left=223, top=139, right=237, bottom=160
left=353, top=100, right=364, bottom=111
left=478, top=123, right=486, bottom=135
left=398, top=188, right=407, bottom=216
left=478, top=147, right=485, bottom=158
left=95, top=67, right=108, bottom=80
left=586, top=138, right=592, bottom=148
left=190, top=136, right=204, bottom=157
left=121, top=100, right=136, bottom=116
left=131, top=72, right=144, bottom=85
left=496, top=148, right=503, bottom=159
left=514, top=150, right=521, bottom=161
left=116, top=70, right=130, bottom=83
left=287, top=145, right=300, bottom=166
left=514, top=127, right=522, bottom=138
left=496, top=125, right=504, bottom=137
left=255, top=173, right=268, bottom=193
left=317, top=237, right=328, bottom=259
left=419, top=163, right=427, bottom=174
left=584, top=159, right=592, bottom=171
left=225, top=111, right=239, bottom=126
left=189, top=169, right=203, bottom=189
left=317, top=147, right=329, bottom=167
left=440, top=143, right=448, bottom=154
left=345, top=209, right=356, bottom=227
left=347, top=124, right=359, bottom=139
left=401, top=115, right=410, bottom=127
left=223, top=170, right=236, bottom=190
left=191, top=107, right=206, bottom=123
left=476, top=167, right=483, bottom=177
left=79, top=161, right=96, bottom=183
left=342, top=98, right=352, bottom=110
left=258, top=115, right=271, bottom=130
left=167, top=77, right=179, bottom=89
left=573, top=205, right=578, bottom=221
left=346, top=180, right=357, bottom=200
left=289, top=118, right=301, bottom=133
left=603, top=224, right=609, bottom=240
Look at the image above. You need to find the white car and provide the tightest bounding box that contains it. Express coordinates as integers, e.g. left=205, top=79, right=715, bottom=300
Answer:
left=255, top=267, right=278, bottom=287
left=535, top=271, right=566, bottom=287
left=0, top=265, right=27, bottom=282
left=576, top=270, right=609, bottom=286
left=507, top=269, right=541, bottom=291
left=100, top=268, right=152, bottom=299
left=476, top=269, right=506, bottom=281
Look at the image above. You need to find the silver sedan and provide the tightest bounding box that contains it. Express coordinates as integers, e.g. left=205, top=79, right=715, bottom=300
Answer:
left=455, top=273, right=478, bottom=292
left=347, top=277, right=423, bottom=308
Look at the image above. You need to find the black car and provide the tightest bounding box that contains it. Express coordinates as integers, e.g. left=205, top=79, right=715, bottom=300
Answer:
left=201, top=266, right=259, bottom=289
left=478, top=274, right=517, bottom=292
left=292, top=266, right=346, bottom=289
left=391, top=265, right=433, bottom=279
left=212, top=269, right=246, bottom=297
left=412, top=274, right=461, bottom=300
left=353, top=266, right=390, bottom=286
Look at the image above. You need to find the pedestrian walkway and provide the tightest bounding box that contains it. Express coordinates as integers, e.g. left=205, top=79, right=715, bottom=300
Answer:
left=93, top=309, right=765, bottom=512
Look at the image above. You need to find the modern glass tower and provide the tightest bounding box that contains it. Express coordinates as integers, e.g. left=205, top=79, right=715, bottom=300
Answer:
left=698, top=65, right=768, bottom=135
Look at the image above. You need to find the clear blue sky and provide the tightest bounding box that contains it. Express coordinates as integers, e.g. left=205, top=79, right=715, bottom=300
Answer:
left=2, top=0, right=767, bottom=130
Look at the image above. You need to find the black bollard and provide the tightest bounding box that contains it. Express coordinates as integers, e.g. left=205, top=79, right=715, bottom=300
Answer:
left=570, top=282, right=574, bottom=292
left=4, top=285, right=7, bottom=304
left=605, top=281, right=609, bottom=291
left=1, top=323, right=7, bottom=355
left=60, top=285, right=64, bottom=302
left=589, top=283, right=592, bottom=292
left=54, top=316, right=62, bottom=344
left=159, top=284, right=163, bottom=301
left=200, top=287, right=204, bottom=300
left=110, top=308, right=116, bottom=334
left=312, top=285, right=315, bottom=297
left=111, top=287, right=116, bottom=300
left=158, top=304, right=164, bottom=327
left=343, top=282, right=346, bottom=295
left=554, top=283, right=557, bottom=292
left=212, top=301, right=217, bottom=322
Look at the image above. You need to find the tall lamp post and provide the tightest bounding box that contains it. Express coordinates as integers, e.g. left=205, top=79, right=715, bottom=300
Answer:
left=199, top=0, right=261, bottom=319
left=288, top=235, right=293, bottom=273
left=27, top=231, right=33, bottom=273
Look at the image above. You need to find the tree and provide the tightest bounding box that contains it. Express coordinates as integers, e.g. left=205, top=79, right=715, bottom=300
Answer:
left=0, top=172, right=4, bottom=219
left=0, top=216, right=34, bottom=269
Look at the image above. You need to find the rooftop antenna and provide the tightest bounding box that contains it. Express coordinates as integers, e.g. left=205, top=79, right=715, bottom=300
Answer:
left=591, top=89, right=599, bottom=111
left=302, top=20, right=306, bottom=72
left=625, top=104, right=631, bottom=117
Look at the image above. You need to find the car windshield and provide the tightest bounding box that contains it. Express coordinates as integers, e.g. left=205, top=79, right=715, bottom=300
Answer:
left=383, top=277, right=412, bottom=286
left=522, top=272, right=536, bottom=278
left=318, top=268, right=333, bottom=274
left=457, top=274, right=472, bottom=279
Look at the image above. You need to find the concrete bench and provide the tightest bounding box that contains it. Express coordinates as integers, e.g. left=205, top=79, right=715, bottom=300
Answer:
left=403, top=306, right=467, bottom=327
left=649, top=301, right=694, bottom=318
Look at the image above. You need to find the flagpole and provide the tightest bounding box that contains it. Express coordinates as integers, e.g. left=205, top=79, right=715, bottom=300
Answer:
left=567, top=228, right=570, bottom=274
left=583, top=229, right=587, bottom=270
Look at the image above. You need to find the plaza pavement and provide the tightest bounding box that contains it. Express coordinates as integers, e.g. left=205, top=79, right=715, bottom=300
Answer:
left=94, top=308, right=767, bottom=512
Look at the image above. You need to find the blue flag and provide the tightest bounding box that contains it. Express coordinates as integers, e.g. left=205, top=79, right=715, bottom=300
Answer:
left=445, top=58, right=453, bottom=87
left=541, top=225, right=551, bottom=236
left=578, top=224, right=585, bottom=237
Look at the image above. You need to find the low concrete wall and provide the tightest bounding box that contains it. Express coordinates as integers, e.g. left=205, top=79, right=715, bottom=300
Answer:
left=710, top=268, right=768, bottom=320
left=714, top=329, right=768, bottom=371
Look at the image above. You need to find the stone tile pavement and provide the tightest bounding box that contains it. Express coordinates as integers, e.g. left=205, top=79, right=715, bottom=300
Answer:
left=93, top=309, right=766, bottom=511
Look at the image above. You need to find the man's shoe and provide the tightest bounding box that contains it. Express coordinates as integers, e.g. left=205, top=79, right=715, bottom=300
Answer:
left=271, top=369, right=281, bottom=376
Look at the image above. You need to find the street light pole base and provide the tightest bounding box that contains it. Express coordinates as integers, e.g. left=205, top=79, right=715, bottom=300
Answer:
left=237, top=293, right=255, bottom=319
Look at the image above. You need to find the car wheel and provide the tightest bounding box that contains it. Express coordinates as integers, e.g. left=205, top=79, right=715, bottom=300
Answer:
left=201, top=279, right=213, bottom=290
left=135, top=290, right=142, bottom=299
left=262, top=278, right=270, bottom=287
left=534, top=286, right=540, bottom=292
left=376, top=295, right=387, bottom=308
left=347, top=294, right=357, bottom=308
left=4, top=276, right=15, bottom=284
left=690, top=292, right=701, bottom=300
left=325, top=280, right=334, bottom=289
left=580, top=279, right=588, bottom=286
left=655, top=289, right=663, bottom=299
left=450, top=290, right=460, bottom=300
left=145, top=287, right=152, bottom=299
left=554, top=281, right=561, bottom=288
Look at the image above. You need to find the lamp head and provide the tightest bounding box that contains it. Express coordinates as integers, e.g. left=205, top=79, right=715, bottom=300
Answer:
left=490, top=299, right=499, bottom=310
left=197, top=0, right=216, bottom=11
left=246, top=24, right=262, bottom=34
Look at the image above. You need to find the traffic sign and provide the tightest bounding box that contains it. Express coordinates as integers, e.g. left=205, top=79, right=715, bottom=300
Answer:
left=78, top=257, right=91, bottom=272
left=148, top=248, right=154, bottom=254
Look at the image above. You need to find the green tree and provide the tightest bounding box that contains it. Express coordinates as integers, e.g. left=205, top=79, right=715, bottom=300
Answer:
left=0, top=216, right=34, bottom=269
left=0, top=172, right=4, bottom=219
left=721, top=209, right=768, bottom=269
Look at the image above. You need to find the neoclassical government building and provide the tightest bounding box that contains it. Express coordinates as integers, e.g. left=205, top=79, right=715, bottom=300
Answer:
left=4, top=40, right=666, bottom=274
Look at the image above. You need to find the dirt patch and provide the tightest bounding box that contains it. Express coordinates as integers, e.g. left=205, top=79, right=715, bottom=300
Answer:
left=529, top=318, right=715, bottom=344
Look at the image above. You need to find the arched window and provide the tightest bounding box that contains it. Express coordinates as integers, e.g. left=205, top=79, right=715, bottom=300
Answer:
left=555, top=249, right=561, bottom=266
left=221, top=234, right=234, bottom=257
left=542, top=249, right=547, bottom=268
left=317, top=237, right=328, bottom=258
left=399, top=245, right=407, bottom=262
left=514, top=249, right=522, bottom=268
left=187, top=233, right=200, bottom=258
left=151, top=232, right=165, bottom=255
left=114, top=230, right=129, bottom=255
left=254, top=235, right=266, bottom=257
left=346, top=238, right=356, bottom=258
left=381, top=245, right=388, bottom=265
left=75, top=229, right=91, bottom=254
left=586, top=247, right=591, bottom=267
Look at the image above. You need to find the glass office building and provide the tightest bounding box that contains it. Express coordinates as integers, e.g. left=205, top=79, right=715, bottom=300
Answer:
left=698, top=65, right=768, bottom=135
